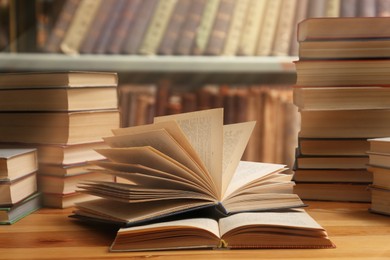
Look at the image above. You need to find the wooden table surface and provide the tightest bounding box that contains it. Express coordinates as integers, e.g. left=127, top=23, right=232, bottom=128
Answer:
left=0, top=201, right=389, bottom=260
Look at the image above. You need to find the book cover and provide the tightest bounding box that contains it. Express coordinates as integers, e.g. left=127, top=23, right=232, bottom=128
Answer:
left=0, top=148, right=37, bottom=181
left=0, top=71, right=118, bottom=88
left=0, top=192, right=41, bottom=225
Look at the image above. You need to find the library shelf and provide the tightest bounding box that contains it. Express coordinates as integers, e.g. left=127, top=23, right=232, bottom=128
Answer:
left=0, top=53, right=297, bottom=73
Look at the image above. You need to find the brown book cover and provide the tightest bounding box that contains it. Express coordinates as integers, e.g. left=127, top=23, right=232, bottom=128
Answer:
left=93, top=0, right=128, bottom=54
left=106, top=0, right=142, bottom=54
left=121, top=0, right=159, bottom=54
left=175, top=0, right=208, bottom=55
left=79, top=0, right=115, bottom=54
left=44, top=0, right=80, bottom=53
left=204, top=0, right=235, bottom=55
left=158, top=0, right=192, bottom=55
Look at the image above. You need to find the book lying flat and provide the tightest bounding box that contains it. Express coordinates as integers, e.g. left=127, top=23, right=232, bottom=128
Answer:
left=0, top=148, right=38, bottom=181
left=109, top=210, right=335, bottom=251
left=0, top=71, right=118, bottom=88
left=0, top=192, right=41, bottom=225
left=72, top=108, right=304, bottom=226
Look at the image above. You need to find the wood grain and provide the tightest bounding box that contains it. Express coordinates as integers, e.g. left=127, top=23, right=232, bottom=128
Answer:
left=0, top=201, right=389, bottom=260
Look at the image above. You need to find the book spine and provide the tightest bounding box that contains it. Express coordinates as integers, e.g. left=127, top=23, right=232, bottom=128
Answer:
left=357, top=0, right=377, bottom=17
left=121, top=0, right=159, bottom=54
left=93, top=0, right=128, bottom=54
left=237, top=0, right=267, bottom=56
left=377, top=0, right=390, bottom=16
left=256, top=0, right=282, bottom=56
left=106, top=0, right=143, bottom=54
left=289, top=0, right=308, bottom=56
left=174, top=0, right=207, bottom=55
left=324, top=0, right=340, bottom=17
left=60, top=0, right=102, bottom=55
left=340, top=0, right=357, bottom=17
left=43, top=0, right=80, bottom=53
left=271, top=0, right=298, bottom=56
left=157, top=0, right=192, bottom=55
left=192, top=0, right=220, bottom=55
left=221, top=0, right=250, bottom=56
left=138, top=0, right=178, bottom=55
left=204, top=0, right=236, bottom=56
left=78, top=0, right=114, bottom=54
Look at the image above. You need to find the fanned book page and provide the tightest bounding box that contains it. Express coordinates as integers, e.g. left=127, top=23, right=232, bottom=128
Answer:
left=72, top=108, right=304, bottom=226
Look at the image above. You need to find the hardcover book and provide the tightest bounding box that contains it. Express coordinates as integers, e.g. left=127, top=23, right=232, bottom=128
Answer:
left=0, top=148, right=37, bottom=181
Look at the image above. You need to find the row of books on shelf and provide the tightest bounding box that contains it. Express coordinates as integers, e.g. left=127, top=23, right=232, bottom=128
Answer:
left=292, top=17, right=390, bottom=212
left=3, top=0, right=390, bottom=55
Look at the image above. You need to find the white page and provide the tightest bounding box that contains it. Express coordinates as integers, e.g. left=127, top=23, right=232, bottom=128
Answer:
left=219, top=211, right=325, bottom=237
left=222, top=161, right=286, bottom=200
left=222, top=121, right=256, bottom=196
left=154, top=108, right=223, bottom=198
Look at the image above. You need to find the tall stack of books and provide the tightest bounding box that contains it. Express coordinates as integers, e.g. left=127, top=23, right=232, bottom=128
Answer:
left=367, top=137, right=390, bottom=216
left=0, top=148, right=41, bottom=224
left=0, top=71, right=120, bottom=208
left=292, top=17, right=390, bottom=202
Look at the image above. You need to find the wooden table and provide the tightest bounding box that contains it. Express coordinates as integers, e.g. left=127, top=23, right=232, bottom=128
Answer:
left=1, top=201, right=389, bottom=260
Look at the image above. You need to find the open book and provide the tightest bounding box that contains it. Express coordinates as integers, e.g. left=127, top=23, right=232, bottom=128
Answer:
left=110, top=210, right=335, bottom=251
left=72, top=108, right=304, bottom=226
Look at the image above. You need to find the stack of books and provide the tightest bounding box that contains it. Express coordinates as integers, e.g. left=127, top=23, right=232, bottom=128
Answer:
left=0, top=148, right=41, bottom=224
left=367, top=137, right=390, bottom=216
left=0, top=71, right=120, bottom=208
left=70, top=108, right=335, bottom=251
left=292, top=17, right=390, bottom=202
